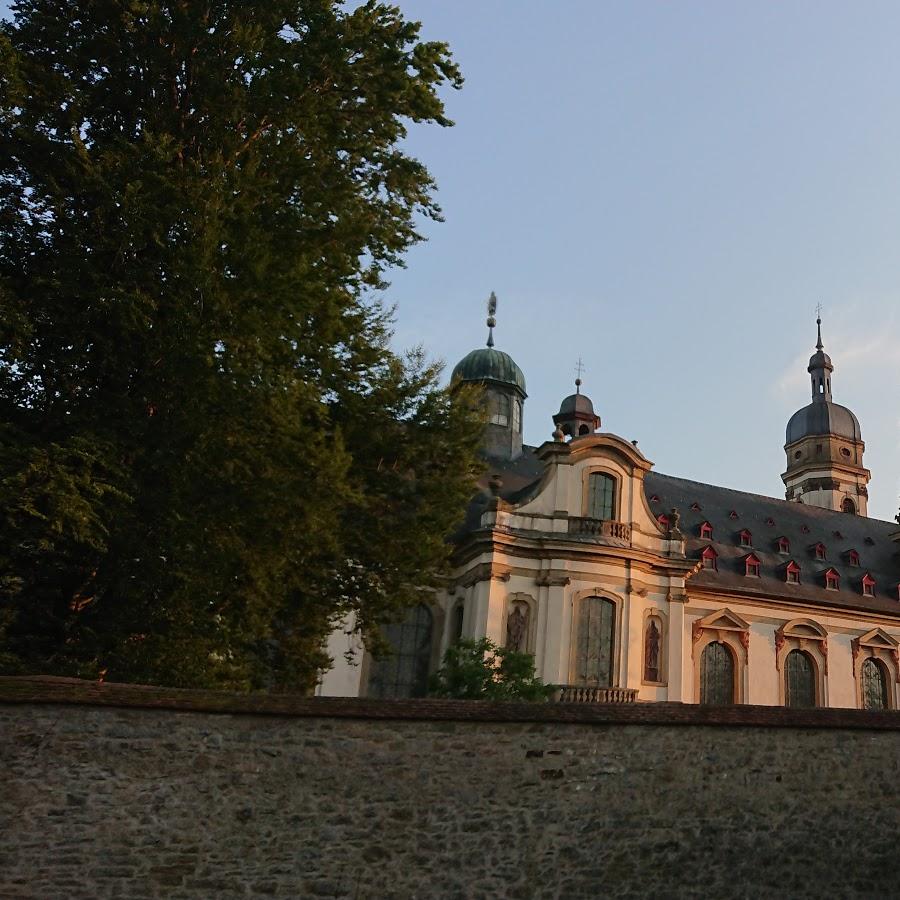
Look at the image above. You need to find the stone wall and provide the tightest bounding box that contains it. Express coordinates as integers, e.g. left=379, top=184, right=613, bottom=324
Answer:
left=3, top=677, right=900, bottom=898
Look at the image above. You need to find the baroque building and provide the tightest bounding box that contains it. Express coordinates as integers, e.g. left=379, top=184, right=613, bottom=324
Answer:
left=318, top=306, right=900, bottom=710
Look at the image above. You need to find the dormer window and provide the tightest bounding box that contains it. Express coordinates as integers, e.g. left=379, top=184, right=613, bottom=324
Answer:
left=739, top=529, right=752, bottom=548
left=729, top=510, right=739, bottom=520
left=833, top=530, right=844, bottom=539
left=814, top=543, right=827, bottom=561
left=700, top=521, right=713, bottom=540
left=865, top=537, right=875, bottom=546
left=650, top=494, right=660, bottom=504
left=801, top=525, right=810, bottom=534
left=862, top=573, right=876, bottom=598
left=701, top=546, right=718, bottom=571
left=785, top=560, right=801, bottom=584
left=657, top=513, right=670, bottom=528
left=744, top=553, right=761, bottom=577
left=825, top=568, right=840, bottom=591
left=690, top=502, right=702, bottom=512
left=765, top=517, right=775, bottom=527
left=848, top=549, right=860, bottom=567
left=777, top=536, right=791, bottom=554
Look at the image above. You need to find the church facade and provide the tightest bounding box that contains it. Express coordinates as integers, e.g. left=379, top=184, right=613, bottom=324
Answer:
left=318, top=308, right=900, bottom=710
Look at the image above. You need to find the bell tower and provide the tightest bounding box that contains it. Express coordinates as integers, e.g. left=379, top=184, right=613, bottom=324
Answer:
left=450, top=293, right=527, bottom=461
left=782, top=315, right=870, bottom=515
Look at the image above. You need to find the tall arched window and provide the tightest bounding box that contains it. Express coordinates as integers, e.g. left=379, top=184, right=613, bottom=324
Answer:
left=785, top=649, right=816, bottom=708
left=842, top=497, right=856, bottom=514
left=862, top=658, right=889, bottom=710
left=700, top=641, right=735, bottom=705
left=587, top=473, right=617, bottom=521
left=512, top=399, right=522, bottom=434
left=574, top=597, right=616, bottom=687
left=368, top=604, right=433, bottom=699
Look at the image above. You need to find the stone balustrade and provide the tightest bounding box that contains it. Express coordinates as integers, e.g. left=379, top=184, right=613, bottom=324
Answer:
left=555, top=685, right=638, bottom=704
left=567, top=517, right=632, bottom=543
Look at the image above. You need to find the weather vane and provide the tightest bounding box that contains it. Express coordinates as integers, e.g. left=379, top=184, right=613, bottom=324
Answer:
left=575, top=357, right=585, bottom=393
left=486, top=291, right=497, bottom=348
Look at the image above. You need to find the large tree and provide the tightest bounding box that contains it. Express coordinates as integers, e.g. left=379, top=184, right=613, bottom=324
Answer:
left=0, top=1, right=482, bottom=690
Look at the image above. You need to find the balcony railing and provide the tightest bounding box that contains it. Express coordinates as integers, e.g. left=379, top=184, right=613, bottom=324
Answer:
left=554, top=686, right=638, bottom=704
left=567, top=517, right=632, bottom=543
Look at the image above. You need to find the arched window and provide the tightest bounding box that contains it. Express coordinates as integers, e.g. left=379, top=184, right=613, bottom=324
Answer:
left=368, top=604, right=433, bottom=699
left=587, top=473, right=617, bottom=521
left=573, top=596, right=616, bottom=687
left=862, top=658, right=889, bottom=710
left=512, top=398, right=522, bottom=433
left=842, top=497, right=856, bottom=514
left=451, top=603, right=465, bottom=644
left=488, top=393, right=511, bottom=427
left=700, top=641, right=735, bottom=705
left=785, top=650, right=816, bottom=708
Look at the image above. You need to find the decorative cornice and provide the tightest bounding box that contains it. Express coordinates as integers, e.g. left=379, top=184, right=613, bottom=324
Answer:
left=456, top=563, right=511, bottom=589
left=535, top=573, right=571, bottom=588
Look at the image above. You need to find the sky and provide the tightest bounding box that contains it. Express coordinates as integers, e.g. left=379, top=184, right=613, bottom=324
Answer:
left=2, top=2, right=898, bottom=520
left=383, top=1, right=900, bottom=521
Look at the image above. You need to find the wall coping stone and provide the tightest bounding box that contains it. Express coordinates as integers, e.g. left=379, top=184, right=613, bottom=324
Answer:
left=3, top=675, right=900, bottom=730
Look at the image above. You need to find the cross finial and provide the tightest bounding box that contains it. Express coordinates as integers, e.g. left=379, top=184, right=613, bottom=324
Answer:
left=486, top=291, right=497, bottom=348
left=574, top=357, right=585, bottom=393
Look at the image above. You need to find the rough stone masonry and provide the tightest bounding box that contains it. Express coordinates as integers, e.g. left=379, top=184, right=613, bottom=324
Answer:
left=2, top=677, right=900, bottom=899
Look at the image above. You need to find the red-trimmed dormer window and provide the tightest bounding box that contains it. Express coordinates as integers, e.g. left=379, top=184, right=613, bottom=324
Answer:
left=785, top=560, right=801, bottom=584
left=701, top=546, right=718, bottom=571
left=729, top=510, right=739, bottom=520
left=777, top=536, right=791, bottom=554
left=862, top=573, right=876, bottom=598
left=739, top=529, right=752, bottom=548
left=814, top=542, right=827, bottom=561
left=700, top=521, right=713, bottom=540
left=825, top=568, right=840, bottom=591
left=745, top=553, right=761, bottom=577
left=848, top=549, right=860, bottom=567
left=691, top=502, right=702, bottom=512
left=657, top=513, right=670, bottom=528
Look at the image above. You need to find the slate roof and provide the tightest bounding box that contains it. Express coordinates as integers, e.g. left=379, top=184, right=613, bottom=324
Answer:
left=645, top=472, right=900, bottom=617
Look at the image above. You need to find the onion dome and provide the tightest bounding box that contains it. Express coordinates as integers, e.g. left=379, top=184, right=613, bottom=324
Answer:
left=450, top=292, right=527, bottom=396
left=786, top=315, right=862, bottom=444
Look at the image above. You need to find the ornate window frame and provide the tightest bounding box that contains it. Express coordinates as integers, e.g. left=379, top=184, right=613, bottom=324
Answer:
left=852, top=628, right=900, bottom=710
left=774, top=618, right=827, bottom=707
left=580, top=466, right=622, bottom=521
left=691, top=609, right=749, bottom=704
left=568, top=589, right=625, bottom=688
left=501, top=592, right=538, bottom=655
left=641, top=608, right=667, bottom=686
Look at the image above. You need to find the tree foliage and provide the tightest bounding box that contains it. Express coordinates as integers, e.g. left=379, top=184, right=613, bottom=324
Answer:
left=0, top=1, right=483, bottom=690
left=428, top=638, right=555, bottom=702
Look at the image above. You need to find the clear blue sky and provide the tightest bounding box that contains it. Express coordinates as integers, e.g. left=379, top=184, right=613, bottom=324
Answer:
left=3, top=2, right=898, bottom=519
left=387, top=0, right=900, bottom=521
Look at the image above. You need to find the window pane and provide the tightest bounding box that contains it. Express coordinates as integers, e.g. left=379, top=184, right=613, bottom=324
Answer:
left=574, top=597, right=615, bottom=687
left=700, top=641, right=735, bottom=705
left=863, top=658, right=889, bottom=710
left=588, top=473, right=616, bottom=520
left=368, top=604, right=433, bottom=699
left=785, top=650, right=816, bottom=708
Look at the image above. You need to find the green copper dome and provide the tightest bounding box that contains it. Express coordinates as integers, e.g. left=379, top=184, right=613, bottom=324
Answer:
left=451, top=347, right=527, bottom=395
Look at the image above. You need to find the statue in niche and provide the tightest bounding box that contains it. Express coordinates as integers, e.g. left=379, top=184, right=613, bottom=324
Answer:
left=506, top=602, right=529, bottom=652
left=645, top=618, right=661, bottom=682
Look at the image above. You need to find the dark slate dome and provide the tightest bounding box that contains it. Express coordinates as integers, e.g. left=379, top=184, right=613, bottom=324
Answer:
left=451, top=348, right=527, bottom=395
left=786, top=401, right=861, bottom=444
left=558, top=392, right=595, bottom=417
